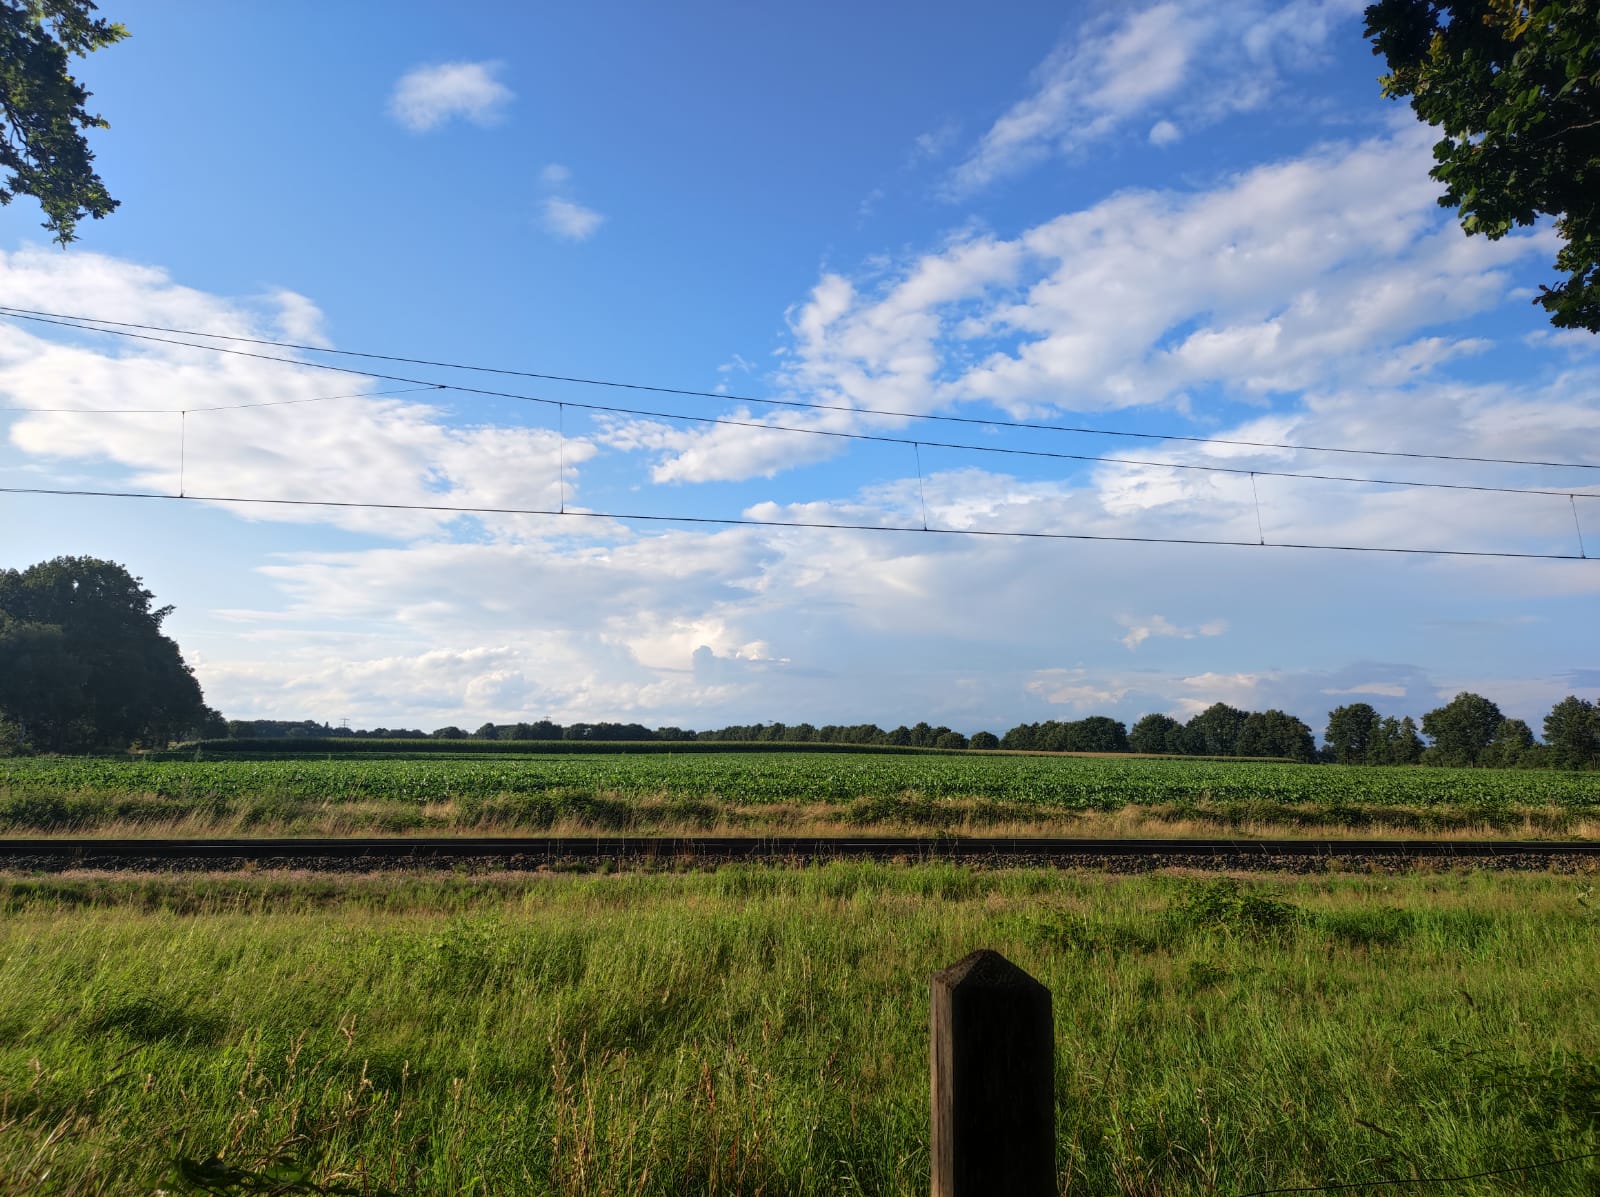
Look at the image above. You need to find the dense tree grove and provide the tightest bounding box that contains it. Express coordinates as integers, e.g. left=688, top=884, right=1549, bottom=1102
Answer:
left=1000, top=716, right=1127, bottom=753
left=0, top=557, right=219, bottom=751
left=1544, top=696, right=1600, bottom=769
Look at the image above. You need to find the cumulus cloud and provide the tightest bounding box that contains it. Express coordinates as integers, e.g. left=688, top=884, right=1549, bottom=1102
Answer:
left=1025, top=669, right=1132, bottom=710
left=617, top=125, right=1570, bottom=505
left=1118, top=613, right=1227, bottom=650
left=0, top=248, right=595, bottom=539
left=1148, top=119, right=1182, bottom=147
left=542, top=197, right=604, bottom=241
left=538, top=163, right=605, bottom=241
left=780, top=128, right=1512, bottom=429
left=62, top=447, right=1594, bottom=733
left=945, top=0, right=1365, bottom=194
left=388, top=61, right=514, bottom=132
left=4, top=208, right=1592, bottom=739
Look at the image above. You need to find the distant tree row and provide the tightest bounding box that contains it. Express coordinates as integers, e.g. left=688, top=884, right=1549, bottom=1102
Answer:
left=1325, top=694, right=1600, bottom=771
left=222, top=717, right=974, bottom=749
left=999, top=715, right=1129, bottom=754
left=466, top=719, right=976, bottom=750
left=218, top=693, right=1600, bottom=771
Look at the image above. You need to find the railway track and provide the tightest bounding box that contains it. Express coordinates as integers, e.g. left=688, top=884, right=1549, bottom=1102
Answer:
left=1, top=835, right=1597, bottom=873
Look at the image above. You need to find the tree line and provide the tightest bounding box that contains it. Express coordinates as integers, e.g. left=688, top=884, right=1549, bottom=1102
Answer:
left=221, top=692, right=1600, bottom=771
left=226, top=718, right=981, bottom=751
left=5, top=558, right=1597, bottom=771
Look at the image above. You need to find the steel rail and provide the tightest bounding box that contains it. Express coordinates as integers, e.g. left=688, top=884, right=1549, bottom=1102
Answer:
left=0, top=835, right=1596, bottom=864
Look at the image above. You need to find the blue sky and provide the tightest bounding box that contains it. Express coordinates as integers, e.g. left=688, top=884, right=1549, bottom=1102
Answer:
left=1, top=0, right=1596, bottom=736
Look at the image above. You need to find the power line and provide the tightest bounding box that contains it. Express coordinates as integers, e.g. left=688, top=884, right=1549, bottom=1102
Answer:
left=1, top=308, right=1595, bottom=504
left=3, top=304, right=1598, bottom=473
left=0, top=484, right=1589, bottom=562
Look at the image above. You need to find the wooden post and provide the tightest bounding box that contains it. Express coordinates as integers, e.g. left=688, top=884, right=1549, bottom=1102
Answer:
left=930, top=949, right=1054, bottom=1197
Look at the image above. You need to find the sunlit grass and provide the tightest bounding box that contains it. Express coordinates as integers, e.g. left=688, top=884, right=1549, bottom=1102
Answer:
left=2, top=865, right=1598, bottom=1194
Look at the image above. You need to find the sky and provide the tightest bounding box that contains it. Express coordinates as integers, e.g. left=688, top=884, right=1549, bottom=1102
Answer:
left=1, top=0, right=1597, bottom=737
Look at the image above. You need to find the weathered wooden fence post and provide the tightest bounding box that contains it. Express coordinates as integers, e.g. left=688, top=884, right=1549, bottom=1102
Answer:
left=930, top=949, right=1054, bottom=1197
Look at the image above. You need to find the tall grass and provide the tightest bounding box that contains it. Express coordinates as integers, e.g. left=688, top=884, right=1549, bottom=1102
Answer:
left=1, top=866, right=1597, bottom=1194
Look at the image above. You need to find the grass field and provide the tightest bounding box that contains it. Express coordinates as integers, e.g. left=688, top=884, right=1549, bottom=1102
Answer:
left=3, top=751, right=1599, bottom=839
left=1, top=864, right=1597, bottom=1195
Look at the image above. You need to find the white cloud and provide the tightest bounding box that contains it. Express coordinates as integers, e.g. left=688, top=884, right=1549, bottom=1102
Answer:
left=4, top=218, right=1593, bottom=740
left=1118, top=613, right=1227, bottom=650
left=757, top=126, right=1552, bottom=442
left=542, top=197, right=604, bottom=242
left=910, top=120, right=961, bottom=163
left=1026, top=669, right=1132, bottom=710
left=945, top=0, right=1365, bottom=195
left=0, top=248, right=596, bottom=540
left=1148, top=120, right=1182, bottom=147
left=1174, top=671, right=1266, bottom=715
left=268, top=289, right=330, bottom=347
left=537, top=165, right=605, bottom=242
left=1323, top=682, right=1407, bottom=697
left=388, top=61, right=514, bottom=132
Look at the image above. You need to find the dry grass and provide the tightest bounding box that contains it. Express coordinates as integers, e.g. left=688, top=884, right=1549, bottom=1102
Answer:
left=5, top=797, right=1595, bottom=842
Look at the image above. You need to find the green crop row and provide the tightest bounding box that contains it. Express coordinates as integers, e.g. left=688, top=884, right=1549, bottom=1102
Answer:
left=3, top=752, right=1597, bottom=815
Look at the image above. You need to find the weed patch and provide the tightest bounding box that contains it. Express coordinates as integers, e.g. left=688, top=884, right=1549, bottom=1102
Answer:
left=1165, top=877, right=1301, bottom=938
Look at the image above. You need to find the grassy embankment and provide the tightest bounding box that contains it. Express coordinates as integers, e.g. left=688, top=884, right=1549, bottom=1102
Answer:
left=1, top=865, right=1597, bottom=1195
left=2, top=750, right=1599, bottom=839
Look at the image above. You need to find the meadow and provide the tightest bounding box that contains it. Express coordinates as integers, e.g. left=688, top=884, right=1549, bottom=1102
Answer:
left=2, top=750, right=1599, bottom=839
left=1, top=865, right=1597, bottom=1195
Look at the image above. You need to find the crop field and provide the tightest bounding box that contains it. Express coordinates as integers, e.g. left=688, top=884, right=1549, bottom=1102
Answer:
left=1, top=866, right=1597, bottom=1195
left=2, top=751, right=1599, bottom=838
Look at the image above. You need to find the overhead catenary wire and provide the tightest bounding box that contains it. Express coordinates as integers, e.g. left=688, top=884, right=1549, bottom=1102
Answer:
left=2, top=303, right=1598, bottom=473
left=0, top=483, right=1589, bottom=562
left=0, top=308, right=1596, bottom=504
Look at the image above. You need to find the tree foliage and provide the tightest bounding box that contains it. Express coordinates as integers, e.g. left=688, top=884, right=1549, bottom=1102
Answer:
left=1543, top=694, right=1600, bottom=768
left=1001, top=716, right=1127, bottom=753
left=0, top=556, right=215, bottom=750
left=1420, top=690, right=1505, bottom=765
left=1365, top=0, right=1600, bottom=330
left=1325, top=703, right=1382, bottom=764
left=1237, top=710, right=1317, bottom=763
left=1374, top=714, right=1427, bottom=764
left=0, top=0, right=126, bottom=244
left=1183, top=703, right=1251, bottom=757
left=1128, top=713, right=1182, bottom=754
